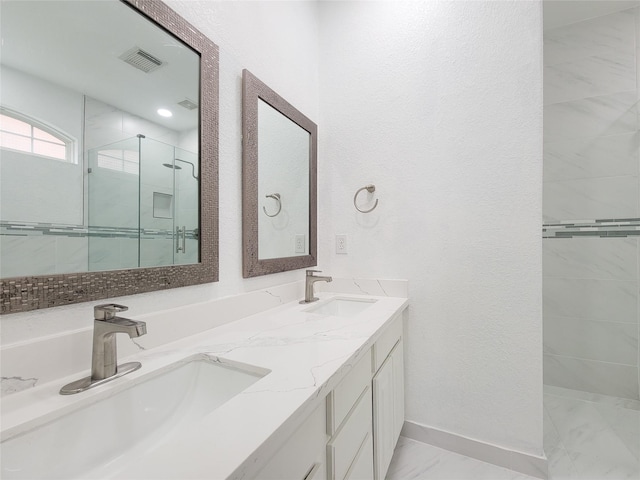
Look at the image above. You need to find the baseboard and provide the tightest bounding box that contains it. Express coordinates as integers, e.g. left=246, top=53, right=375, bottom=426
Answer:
left=401, top=421, right=548, bottom=479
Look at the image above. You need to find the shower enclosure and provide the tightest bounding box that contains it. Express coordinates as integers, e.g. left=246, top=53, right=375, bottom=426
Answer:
left=87, top=135, right=198, bottom=271
left=542, top=3, right=640, bottom=478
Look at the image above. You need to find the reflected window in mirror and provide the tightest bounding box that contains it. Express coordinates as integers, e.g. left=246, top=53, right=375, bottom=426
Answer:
left=242, top=69, right=317, bottom=278
left=0, top=0, right=219, bottom=314
left=0, top=108, right=74, bottom=163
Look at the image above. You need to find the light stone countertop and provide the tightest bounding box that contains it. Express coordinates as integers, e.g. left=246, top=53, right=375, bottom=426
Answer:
left=1, top=292, right=409, bottom=479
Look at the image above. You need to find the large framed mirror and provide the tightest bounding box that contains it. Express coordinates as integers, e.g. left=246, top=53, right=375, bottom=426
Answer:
left=242, top=70, right=317, bottom=278
left=0, top=0, right=219, bottom=314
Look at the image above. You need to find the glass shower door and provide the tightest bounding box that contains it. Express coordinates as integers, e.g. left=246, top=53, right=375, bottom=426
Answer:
left=172, top=147, right=199, bottom=265
left=87, top=137, right=140, bottom=271
left=138, top=137, right=176, bottom=268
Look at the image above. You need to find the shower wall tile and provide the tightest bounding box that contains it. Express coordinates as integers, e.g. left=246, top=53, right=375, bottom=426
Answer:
left=543, top=276, right=638, bottom=324
left=544, top=315, right=639, bottom=365
left=544, top=9, right=636, bottom=67
left=0, top=236, right=56, bottom=278
left=544, top=354, right=639, bottom=400
left=84, top=97, right=179, bottom=151
left=543, top=91, right=637, bottom=143
left=544, top=52, right=636, bottom=105
left=139, top=238, right=174, bottom=268
left=543, top=132, right=639, bottom=182
left=543, top=237, right=638, bottom=280
left=543, top=175, right=639, bottom=222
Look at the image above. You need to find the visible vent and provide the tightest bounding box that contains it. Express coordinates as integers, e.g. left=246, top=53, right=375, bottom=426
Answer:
left=177, top=98, right=198, bottom=110
left=119, top=47, right=164, bottom=73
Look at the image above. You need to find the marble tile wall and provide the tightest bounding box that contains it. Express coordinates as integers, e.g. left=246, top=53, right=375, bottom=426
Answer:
left=543, top=8, right=640, bottom=400
left=543, top=8, right=639, bottom=223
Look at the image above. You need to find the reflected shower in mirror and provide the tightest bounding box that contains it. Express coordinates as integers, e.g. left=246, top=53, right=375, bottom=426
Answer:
left=0, top=0, right=200, bottom=277
left=242, top=70, right=317, bottom=278
left=0, top=0, right=219, bottom=314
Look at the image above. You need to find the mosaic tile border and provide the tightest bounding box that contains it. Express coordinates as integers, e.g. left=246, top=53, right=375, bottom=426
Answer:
left=543, top=218, right=640, bottom=238
left=1, top=222, right=198, bottom=240
left=0, top=0, right=219, bottom=314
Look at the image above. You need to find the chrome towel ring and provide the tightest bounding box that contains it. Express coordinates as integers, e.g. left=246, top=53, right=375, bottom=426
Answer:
left=354, top=184, right=378, bottom=213
left=263, top=193, right=282, bottom=217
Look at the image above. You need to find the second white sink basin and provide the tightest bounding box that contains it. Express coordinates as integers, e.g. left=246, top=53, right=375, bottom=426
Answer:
left=305, top=297, right=377, bottom=317
left=1, top=354, right=269, bottom=479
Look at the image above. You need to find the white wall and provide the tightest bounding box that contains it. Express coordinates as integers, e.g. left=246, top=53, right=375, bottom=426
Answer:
left=318, top=0, right=543, bottom=457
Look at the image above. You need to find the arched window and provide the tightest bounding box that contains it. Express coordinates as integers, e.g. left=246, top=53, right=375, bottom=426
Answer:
left=0, top=108, right=74, bottom=163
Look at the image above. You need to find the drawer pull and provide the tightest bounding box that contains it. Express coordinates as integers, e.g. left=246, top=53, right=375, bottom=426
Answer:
left=303, top=462, right=320, bottom=480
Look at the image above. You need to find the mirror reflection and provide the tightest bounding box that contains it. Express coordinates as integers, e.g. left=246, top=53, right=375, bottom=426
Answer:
left=257, top=99, right=310, bottom=260
left=0, top=0, right=200, bottom=278
left=242, top=69, right=317, bottom=278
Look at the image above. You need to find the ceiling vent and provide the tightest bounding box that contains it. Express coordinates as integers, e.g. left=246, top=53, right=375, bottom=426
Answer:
left=119, top=47, right=164, bottom=73
left=177, top=98, right=198, bottom=110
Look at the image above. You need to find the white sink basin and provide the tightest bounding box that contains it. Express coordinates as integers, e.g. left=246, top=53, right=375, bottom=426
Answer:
left=305, top=297, right=377, bottom=317
left=1, top=354, right=269, bottom=479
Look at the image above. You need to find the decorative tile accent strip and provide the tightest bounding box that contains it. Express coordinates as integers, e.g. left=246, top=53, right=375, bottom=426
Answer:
left=1, top=222, right=198, bottom=240
left=543, top=218, right=640, bottom=238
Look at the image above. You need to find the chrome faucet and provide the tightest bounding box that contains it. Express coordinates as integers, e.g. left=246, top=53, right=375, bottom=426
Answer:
left=60, top=304, right=147, bottom=395
left=300, top=269, right=332, bottom=304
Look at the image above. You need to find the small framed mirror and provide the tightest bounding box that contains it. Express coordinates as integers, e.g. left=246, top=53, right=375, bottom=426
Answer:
left=0, top=0, right=219, bottom=313
left=242, top=70, right=317, bottom=278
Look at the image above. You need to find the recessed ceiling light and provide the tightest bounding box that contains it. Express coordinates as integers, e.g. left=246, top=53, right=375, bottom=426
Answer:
left=157, top=108, right=173, bottom=118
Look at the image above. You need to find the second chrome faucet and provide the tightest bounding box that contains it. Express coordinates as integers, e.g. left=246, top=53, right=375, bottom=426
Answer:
left=300, top=269, right=332, bottom=304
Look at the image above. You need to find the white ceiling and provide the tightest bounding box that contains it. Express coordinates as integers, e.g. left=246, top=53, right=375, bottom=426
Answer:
left=543, top=0, right=640, bottom=29
left=0, top=0, right=200, bottom=132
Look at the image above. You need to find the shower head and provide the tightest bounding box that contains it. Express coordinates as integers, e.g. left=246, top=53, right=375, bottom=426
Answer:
left=174, top=158, right=199, bottom=180
left=162, top=163, right=182, bottom=170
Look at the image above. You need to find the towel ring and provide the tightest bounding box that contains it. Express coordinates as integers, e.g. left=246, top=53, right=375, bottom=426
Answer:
left=354, top=184, right=378, bottom=213
left=263, top=193, right=282, bottom=217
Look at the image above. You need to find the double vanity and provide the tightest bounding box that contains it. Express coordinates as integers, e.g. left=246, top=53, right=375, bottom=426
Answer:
left=0, top=1, right=407, bottom=478
left=1, top=288, right=408, bottom=479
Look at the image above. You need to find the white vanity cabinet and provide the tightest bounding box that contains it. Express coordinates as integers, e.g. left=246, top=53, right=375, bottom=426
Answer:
left=251, top=311, right=405, bottom=480
left=326, top=312, right=405, bottom=480
left=372, top=313, right=404, bottom=480
left=327, top=352, right=374, bottom=480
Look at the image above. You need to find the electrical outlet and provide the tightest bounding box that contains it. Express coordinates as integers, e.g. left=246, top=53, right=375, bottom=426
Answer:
left=295, top=234, right=305, bottom=253
left=336, top=234, right=348, bottom=254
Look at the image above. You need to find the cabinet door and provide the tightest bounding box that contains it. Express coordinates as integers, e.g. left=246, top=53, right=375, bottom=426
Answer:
left=372, top=340, right=404, bottom=480
left=373, top=354, right=394, bottom=480
left=392, top=339, right=404, bottom=441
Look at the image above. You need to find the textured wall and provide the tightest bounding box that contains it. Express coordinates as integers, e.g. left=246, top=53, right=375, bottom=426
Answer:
left=543, top=7, right=640, bottom=400
left=318, top=0, right=543, bottom=456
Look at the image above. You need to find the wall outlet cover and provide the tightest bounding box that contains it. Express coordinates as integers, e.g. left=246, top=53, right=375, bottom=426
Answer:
left=336, top=234, right=347, bottom=254
left=295, top=234, right=306, bottom=253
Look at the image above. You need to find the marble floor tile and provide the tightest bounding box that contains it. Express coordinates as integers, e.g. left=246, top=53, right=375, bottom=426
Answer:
left=388, top=388, right=639, bottom=480
left=385, top=437, right=537, bottom=480
left=544, top=387, right=640, bottom=479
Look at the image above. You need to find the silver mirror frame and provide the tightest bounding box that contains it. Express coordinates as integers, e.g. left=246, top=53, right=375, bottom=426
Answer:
left=242, top=69, right=317, bottom=278
left=0, top=0, right=219, bottom=314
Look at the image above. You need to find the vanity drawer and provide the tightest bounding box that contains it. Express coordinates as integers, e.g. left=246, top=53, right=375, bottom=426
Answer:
left=373, top=313, right=402, bottom=372
left=327, top=349, right=372, bottom=434
left=255, top=401, right=327, bottom=480
left=345, top=432, right=374, bottom=480
left=327, top=386, right=373, bottom=480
